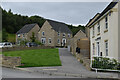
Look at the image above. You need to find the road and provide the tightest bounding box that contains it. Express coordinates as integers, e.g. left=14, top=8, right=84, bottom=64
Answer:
left=2, top=67, right=76, bottom=78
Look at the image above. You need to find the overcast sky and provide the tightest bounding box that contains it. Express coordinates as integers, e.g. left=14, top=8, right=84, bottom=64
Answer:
left=1, top=2, right=110, bottom=26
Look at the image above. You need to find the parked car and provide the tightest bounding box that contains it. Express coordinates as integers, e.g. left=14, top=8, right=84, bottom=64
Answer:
left=26, top=42, right=38, bottom=47
left=0, top=42, right=12, bottom=48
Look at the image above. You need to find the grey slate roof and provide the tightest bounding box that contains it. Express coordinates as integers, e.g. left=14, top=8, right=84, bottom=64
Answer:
left=88, top=2, right=118, bottom=27
left=46, top=19, right=72, bottom=34
left=16, top=23, right=37, bottom=34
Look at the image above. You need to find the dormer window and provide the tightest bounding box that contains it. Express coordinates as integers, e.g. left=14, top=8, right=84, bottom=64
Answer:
left=42, top=31, right=45, bottom=36
left=63, top=33, right=65, bottom=37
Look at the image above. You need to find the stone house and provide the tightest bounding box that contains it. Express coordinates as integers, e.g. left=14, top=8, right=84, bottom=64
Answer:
left=16, top=23, right=40, bottom=44
left=70, top=30, right=87, bottom=55
left=87, top=1, right=120, bottom=62
left=38, top=19, right=72, bottom=47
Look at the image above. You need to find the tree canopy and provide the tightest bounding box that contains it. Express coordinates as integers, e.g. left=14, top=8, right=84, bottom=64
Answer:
left=1, top=8, right=85, bottom=41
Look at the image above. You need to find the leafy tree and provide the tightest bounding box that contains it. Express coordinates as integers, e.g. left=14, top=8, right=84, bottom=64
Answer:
left=30, top=32, right=36, bottom=42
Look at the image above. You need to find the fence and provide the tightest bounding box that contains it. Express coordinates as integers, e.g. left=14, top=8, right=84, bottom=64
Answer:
left=91, top=56, right=120, bottom=72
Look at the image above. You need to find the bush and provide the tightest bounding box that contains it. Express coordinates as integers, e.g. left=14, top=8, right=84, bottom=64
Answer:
left=35, top=40, right=43, bottom=45
left=92, top=57, right=120, bottom=70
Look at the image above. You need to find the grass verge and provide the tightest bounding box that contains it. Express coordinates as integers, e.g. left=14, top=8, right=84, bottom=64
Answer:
left=3, top=48, right=62, bottom=67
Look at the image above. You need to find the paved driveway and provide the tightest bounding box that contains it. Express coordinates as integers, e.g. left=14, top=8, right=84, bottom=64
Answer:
left=15, top=48, right=119, bottom=78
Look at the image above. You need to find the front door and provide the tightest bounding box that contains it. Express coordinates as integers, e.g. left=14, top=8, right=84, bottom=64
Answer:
left=97, top=42, right=100, bottom=56
left=62, top=38, right=66, bottom=46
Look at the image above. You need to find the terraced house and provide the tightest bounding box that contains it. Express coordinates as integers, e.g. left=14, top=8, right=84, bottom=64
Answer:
left=38, top=19, right=72, bottom=47
left=87, top=1, right=120, bottom=62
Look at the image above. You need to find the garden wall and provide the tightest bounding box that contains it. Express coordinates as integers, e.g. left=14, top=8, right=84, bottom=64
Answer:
left=1, top=54, right=21, bottom=68
left=2, top=46, right=55, bottom=52
left=75, top=54, right=91, bottom=70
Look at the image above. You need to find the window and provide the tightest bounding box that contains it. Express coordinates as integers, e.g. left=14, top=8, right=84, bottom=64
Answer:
left=63, top=33, right=65, bottom=37
left=93, top=26, right=95, bottom=36
left=97, top=22, right=100, bottom=33
left=41, top=38, right=46, bottom=44
left=23, top=34, right=25, bottom=38
left=68, top=34, right=70, bottom=37
left=48, top=38, right=51, bottom=44
left=42, top=31, right=45, bottom=36
left=105, top=15, right=108, bottom=29
left=105, top=40, right=108, bottom=56
left=58, top=39, right=60, bottom=44
left=97, top=42, right=100, bottom=56
left=93, top=43, right=95, bottom=55
left=58, top=32, right=60, bottom=36
left=18, top=34, right=20, bottom=37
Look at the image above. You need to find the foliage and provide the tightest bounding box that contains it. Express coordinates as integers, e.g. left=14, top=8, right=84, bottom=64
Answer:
left=2, top=8, right=85, bottom=36
left=35, top=40, right=43, bottom=45
left=2, top=8, right=45, bottom=34
left=2, top=29, right=8, bottom=42
left=3, top=49, right=62, bottom=67
left=92, top=57, right=120, bottom=70
left=67, top=24, right=85, bottom=36
left=30, top=32, right=36, bottom=42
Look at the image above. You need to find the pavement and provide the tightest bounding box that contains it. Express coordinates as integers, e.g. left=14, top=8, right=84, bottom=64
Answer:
left=13, top=48, right=119, bottom=79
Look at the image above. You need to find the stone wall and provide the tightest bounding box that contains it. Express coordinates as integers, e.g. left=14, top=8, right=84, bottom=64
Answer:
left=2, top=46, right=54, bottom=52
left=0, top=54, right=21, bottom=68
left=75, top=54, right=91, bottom=70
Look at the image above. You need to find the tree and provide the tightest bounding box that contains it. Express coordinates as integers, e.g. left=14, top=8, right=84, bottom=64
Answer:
left=30, top=32, right=36, bottom=42
left=2, top=29, right=8, bottom=42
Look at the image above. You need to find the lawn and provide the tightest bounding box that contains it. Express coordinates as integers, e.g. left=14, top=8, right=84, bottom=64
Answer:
left=3, top=49, right=62, bottom=67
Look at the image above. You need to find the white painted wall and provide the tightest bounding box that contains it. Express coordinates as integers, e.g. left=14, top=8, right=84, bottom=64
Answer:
left=90, top=3, right=119, bottom=61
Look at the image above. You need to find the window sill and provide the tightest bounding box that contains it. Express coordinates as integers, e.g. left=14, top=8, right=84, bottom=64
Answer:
left=104, top=29, right=108, bottom=33
left=97, top=33, right=100, bottom=36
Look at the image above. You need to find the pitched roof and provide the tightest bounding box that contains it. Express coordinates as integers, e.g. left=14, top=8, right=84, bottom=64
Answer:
left=46, top=19, right=72, bottom=34
left=16, top=23, right=37, bottom=34
left=88, top=1, right=118, bottom=27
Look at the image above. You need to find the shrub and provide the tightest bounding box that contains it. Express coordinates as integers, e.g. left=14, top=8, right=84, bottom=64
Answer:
left=92, top=57, right=120, bottom=70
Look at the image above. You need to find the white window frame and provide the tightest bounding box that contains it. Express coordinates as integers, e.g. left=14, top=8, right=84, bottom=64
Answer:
left=42, top=31, right=45, bottom=36
left=68, top=33, right=70, bottom=37
left=18, top=34, right=20, bottom=37
left=57, top=39, right=60, bottom=44
left=97, top=22, right=100, bottom=33
left=63, top=33, right=65, bottom=37
left=105, top=40, right=108, bottom=56
left=105, top=15, right=108, bottom=30
left=48, top=38, right=52, bottom=44
left=41, top=38, right=46, bottom=44
left=58, top=32, right=60, bottom=36
left=23, top=34, right=25, bottom=38
left=97, top=42, right=100, bottom=56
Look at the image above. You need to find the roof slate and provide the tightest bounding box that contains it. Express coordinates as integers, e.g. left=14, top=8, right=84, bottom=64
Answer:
left=46, top=19, right=72, bottom=34
left=16, top=23, right=37, bottom=34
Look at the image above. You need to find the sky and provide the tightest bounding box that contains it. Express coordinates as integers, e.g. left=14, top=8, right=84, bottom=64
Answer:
left=1, top=2, right=111, bottom=26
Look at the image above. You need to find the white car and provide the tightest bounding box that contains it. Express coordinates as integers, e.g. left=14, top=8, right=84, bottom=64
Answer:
left=0, top=42, right=12, bottom=48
